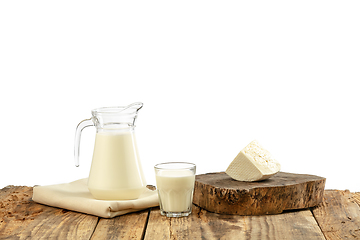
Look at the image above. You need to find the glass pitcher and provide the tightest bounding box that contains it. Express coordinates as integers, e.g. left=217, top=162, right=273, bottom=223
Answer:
left=74, top=102, right=147, bottom=200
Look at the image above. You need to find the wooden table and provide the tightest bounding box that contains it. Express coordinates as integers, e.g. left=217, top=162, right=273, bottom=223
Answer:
left=1, top=186, right=360, bottom=239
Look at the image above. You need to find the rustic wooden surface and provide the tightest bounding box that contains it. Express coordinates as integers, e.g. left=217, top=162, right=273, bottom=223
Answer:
left=193, top=172, right=326, bottom=215
left=312, top=190, right=360, bottom=239
left=1, top=185, right=360, bottom=239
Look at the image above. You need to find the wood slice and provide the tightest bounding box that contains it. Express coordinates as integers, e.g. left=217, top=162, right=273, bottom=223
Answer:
left=193, top=172, right=326, bottom=215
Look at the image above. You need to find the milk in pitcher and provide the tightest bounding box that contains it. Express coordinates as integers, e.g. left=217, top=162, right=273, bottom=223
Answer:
left=88, top=131, right=146, bottom=200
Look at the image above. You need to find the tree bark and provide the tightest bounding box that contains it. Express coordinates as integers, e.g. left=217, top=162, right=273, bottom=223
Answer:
left=193, top=172, right=326, bottom=215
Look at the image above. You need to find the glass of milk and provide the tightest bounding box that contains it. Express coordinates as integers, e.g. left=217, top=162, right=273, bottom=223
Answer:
left=154, top=162, right=196, bottom=217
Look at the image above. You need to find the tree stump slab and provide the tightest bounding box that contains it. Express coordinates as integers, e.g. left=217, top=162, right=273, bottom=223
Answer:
left=193, top=172, right=326, bottom=215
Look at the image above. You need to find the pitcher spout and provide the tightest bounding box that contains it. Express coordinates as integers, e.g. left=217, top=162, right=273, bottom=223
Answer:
left=122, top=102, right=143, bottom=113
left=91, top=102, right=143, bottom=129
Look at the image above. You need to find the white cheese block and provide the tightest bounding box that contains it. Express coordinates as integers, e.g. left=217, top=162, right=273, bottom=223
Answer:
left=226, top=140, right=281, bottom=182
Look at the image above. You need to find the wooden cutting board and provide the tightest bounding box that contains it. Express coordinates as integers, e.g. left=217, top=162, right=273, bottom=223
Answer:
left=193, top=172, right=326, bottom=215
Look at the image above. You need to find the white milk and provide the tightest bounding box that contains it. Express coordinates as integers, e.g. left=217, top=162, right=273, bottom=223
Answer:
left=156, top=170, right=195, bottom=212
left=88, top=131, right=146, bottom=200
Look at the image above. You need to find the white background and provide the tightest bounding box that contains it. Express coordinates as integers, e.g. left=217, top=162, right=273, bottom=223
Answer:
left=1, top=1, right=359, bottom=192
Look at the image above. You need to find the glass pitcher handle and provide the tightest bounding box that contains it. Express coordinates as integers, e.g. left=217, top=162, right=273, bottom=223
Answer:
left=74, top=118, right=93, bottom=167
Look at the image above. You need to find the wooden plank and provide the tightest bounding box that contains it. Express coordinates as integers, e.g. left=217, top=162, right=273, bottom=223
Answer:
left=143, top=207, right=171, bottom=240
left=353, top=192, right=360, bottom=206
left=145, top=205, right=326, bottom=239
left=194, top=172, right=326, bottom=215
left=90, top=209, right=149, bottom=240
left=244, top=210, right=325, bottom=240
left=0, top=186, right=98, bottom=239
left=0, top=185, right=20, bottom=199
left=312, top=190, right=360, bottom=239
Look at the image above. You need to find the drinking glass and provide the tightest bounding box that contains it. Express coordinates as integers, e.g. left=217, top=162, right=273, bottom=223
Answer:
left=154, top=162, right=196, bottom=217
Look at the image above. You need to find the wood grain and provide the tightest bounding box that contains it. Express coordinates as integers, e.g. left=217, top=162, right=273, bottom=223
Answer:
left=144, top=207, right=171, bottom=240
left=90, top=209, right=149, bottom=240
left=145, top=204, right=326, bottom=240
left=246, top=210, right=325, bottom=240
left=0, top=186, right=98, bottom=239
left=193, top=172, right=326, bottom=215
left=353, top=192, right=360, bottom=206
left=312, top=190, right=360, bottom=239
left=3, top=185, right=360, bottom=239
